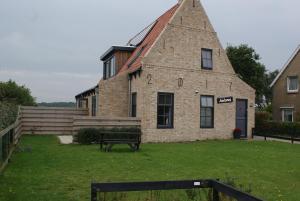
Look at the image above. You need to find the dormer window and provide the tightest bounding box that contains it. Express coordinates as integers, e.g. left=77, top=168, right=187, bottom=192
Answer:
left=100, top=46, right=136, bottom=80
left=287, top=76, right=299, bottom=93
left=201, top=48, right=213, bottom=70
left=103, top=56, right=116, bottom=80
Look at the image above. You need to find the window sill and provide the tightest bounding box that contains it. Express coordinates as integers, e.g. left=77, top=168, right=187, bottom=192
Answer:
left=157, top=126, right=174, bottom=129
left=201, top=67, right=213, bottom=71
left=200, top=127, right=214, bottom=129
left=287, top=90, right=299, bottom=94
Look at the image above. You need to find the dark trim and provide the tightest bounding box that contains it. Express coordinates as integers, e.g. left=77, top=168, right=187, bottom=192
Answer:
left=236, top=99, right=248, bottom=138
left=200, top=95, right=215, bottom=129
left=201, top=48, right=213, bottom=70
left=131, top=92, right=137, bottom=117
left=91, top=179, right=264, bottom=201
left=100, top=46, right=136, bottom=61
left=75, top=85, right=98, bottom=99
left=103, top=55, right=116, bottom=80
left=128, top=68, right=142, bottom=80
left=91, top=95, right=97, bottom=117
left=157, top=92, right=174, bottom=129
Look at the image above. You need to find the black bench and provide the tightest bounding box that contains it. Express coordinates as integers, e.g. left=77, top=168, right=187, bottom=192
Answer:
left=99, top=129, right=141, bottom=152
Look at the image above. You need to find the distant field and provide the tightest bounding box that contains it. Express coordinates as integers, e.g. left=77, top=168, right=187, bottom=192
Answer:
left=37, top=102, right=76, bottom=108
left=0, top=136, right=299, bottom=201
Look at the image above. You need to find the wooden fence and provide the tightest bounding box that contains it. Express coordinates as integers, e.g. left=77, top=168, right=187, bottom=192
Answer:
left=21, top=106, right=88, bottom=135
left=0, top=106, right=22, bottom=172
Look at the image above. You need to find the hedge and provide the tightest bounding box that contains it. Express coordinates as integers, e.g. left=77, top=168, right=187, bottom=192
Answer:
left=73, top=127, right=141, bottom=144
left=254, top=121, right=300, bottom=138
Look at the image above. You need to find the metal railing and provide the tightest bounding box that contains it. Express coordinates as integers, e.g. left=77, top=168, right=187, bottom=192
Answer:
left=252, top=128, right=300, bottom=144
left=91, top=179, right=263, bottom=201
left=0, top=106, right=22, bottom=173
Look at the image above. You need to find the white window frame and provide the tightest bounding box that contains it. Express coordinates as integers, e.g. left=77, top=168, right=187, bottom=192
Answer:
left=287, top=76, right=299, bottom=93
left=281, top=107, right=294, bottom=123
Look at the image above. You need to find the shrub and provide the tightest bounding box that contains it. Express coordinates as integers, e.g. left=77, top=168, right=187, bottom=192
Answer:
left=255, top=121, right=300, bottom=138
left=255, top=111, right=271, bottom=127
left=0, top=102, right=18, bottom=130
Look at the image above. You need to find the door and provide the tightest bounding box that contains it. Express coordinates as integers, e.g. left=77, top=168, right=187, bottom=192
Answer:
left=236, top=99, right=248, bottom=138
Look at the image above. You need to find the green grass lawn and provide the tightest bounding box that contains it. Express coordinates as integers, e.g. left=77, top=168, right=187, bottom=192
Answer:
left=0, top=135, right=299, bottom=201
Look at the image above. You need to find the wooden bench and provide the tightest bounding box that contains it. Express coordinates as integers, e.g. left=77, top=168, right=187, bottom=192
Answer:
left=99, top=129, right=141, bottom=152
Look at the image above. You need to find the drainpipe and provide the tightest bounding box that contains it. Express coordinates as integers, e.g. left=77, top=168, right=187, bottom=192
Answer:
left=128, top=74, right=132, bottom=117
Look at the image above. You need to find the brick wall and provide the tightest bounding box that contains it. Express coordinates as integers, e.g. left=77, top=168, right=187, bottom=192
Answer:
left=130, top=0, right=255, bottom=142
left=98, top=72, right=129, bottom=117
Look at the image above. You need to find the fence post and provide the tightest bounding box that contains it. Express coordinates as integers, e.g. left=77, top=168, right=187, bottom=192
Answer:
left=213, top=188, right=220, bottom=201
left=0, top=136, right=2, bottom=163
left=91, top=184, right=97, bottom=201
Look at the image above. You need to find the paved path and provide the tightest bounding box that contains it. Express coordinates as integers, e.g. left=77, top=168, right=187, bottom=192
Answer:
left=253, top=136, right=300, bottom=144
left=58, top=136, right=73, bottom=144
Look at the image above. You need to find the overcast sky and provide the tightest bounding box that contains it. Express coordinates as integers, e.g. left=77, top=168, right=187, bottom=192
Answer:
left=0, top=0, right=299, bottom=102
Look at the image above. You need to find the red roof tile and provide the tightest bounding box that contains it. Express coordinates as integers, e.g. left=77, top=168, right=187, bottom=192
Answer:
left=118, top=4, right=179, bottom=74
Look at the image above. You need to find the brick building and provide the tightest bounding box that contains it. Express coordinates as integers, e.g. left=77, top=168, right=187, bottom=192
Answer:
left=76, top=0, right=255, bottom=142
left=271, top=45, right=300, bottom=122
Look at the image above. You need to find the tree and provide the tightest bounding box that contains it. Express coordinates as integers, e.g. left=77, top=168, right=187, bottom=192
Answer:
left=226, top=44, right=273, bottom=103
left=264, top=70, right=279, bottom=102
left=0, top=80, right=36, bottom=106
left=0, top=80, right=36, bottom=129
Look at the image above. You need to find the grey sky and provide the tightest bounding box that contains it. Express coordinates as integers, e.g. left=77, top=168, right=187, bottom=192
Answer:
left=0, top=0, right=299, bottom=102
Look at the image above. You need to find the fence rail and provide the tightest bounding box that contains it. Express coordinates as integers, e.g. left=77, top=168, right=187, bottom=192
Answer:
left=0, top=106, right=22, bottom=172
left=91, top=179, right=263, bottom=201
left=252, top=128, right=300, bottom=144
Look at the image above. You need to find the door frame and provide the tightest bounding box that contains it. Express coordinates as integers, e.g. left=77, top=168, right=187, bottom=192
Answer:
left=235, top=99, right=248, bottom=138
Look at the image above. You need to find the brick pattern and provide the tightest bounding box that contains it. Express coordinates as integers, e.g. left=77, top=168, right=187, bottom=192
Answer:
left=98, top=72, right=129, bottom=117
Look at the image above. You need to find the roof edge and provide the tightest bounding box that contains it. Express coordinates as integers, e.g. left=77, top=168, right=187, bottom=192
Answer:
left=75, top=85, right=98, bottom=99
left=143, top=3, right=181, bottom=60
left=100, top=46, right=136, bottom=61
left=270, top=45, right=300, bottom=87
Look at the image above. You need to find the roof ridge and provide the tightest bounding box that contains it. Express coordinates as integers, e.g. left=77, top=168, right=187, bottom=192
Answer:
left=270, top=45, right=300, bottom=87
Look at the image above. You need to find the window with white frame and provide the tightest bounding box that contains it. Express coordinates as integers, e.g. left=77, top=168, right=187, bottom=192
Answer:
left=281, top=108, right=294, bottom=122
left=287, top=76, right=299, bottom=93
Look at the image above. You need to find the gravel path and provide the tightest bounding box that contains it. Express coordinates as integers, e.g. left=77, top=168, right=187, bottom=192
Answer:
left=57, top=136, right=73, bottom=144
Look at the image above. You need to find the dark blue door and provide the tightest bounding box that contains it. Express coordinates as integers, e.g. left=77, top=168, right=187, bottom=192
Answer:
left=236, top=99, right=248, bottom=138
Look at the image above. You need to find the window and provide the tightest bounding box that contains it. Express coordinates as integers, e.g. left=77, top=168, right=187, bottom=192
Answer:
left=201, top=48, right=213, bottom=69
left=78, top=99, right=83, bottom=108
left=287, top=76, right=299, bottom=93
left=103, top=56, right=116, bottom=80
left=200, top=96, right=214, bottom=128
left=92, top=96, right=96, bottom=116
left=157, top=93, right=174, bottom=129
left=282, top=108, right=294, bottom=122
left=131, top=93, right=137, bottom=117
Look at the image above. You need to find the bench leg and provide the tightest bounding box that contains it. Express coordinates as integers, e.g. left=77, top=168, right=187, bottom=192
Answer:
left=106, top=144, right=114, bottom=152
left=128, top=143, right=138, bottom=151
left=136, top=143, right=140, bottom=151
